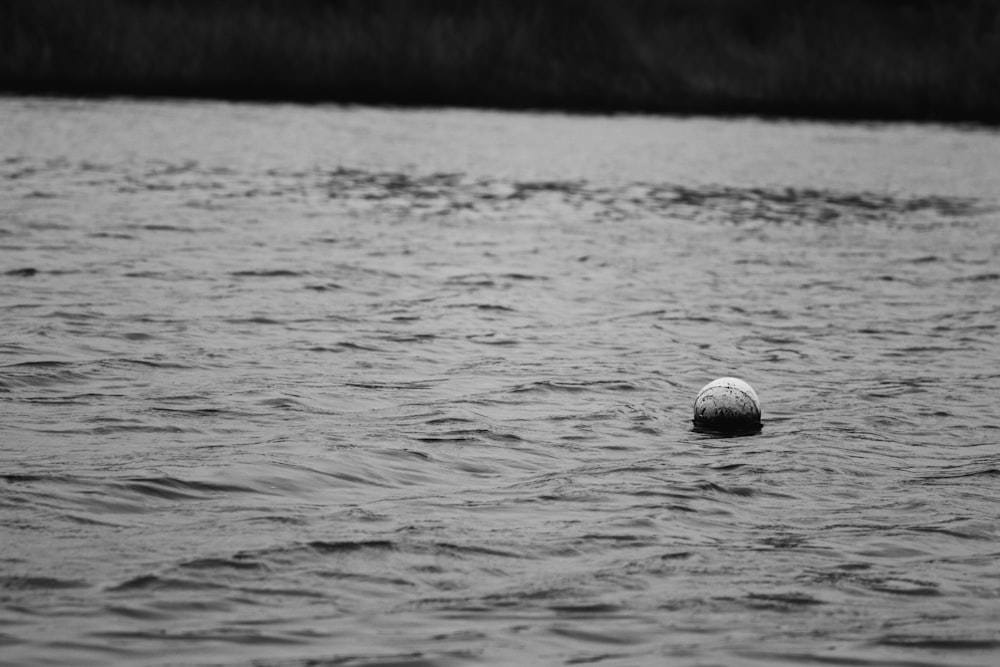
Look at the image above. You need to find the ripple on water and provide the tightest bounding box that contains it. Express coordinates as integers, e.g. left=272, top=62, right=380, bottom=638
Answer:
left=2, top=105, right=1000, bottom=666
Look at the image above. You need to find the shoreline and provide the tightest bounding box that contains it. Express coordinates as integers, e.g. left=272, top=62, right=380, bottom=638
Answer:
left=2, top=0, right=999, bottom=125
left=5, top=91, right=998, bottom=130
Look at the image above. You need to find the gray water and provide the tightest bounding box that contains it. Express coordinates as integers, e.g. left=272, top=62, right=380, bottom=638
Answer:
left=1, top=97, right=999, bottom=667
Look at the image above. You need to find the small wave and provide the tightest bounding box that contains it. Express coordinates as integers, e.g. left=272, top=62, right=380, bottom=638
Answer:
left=815, top=568, right=942, bottom=597
left=139, top=224, right=198, bottom=232
left=548, top=602, right=623, bottom=615
left=105, top=357, right=192, bottom=370
left=102, top=604, right=172, bottom=623
left=424, top=416, right=477, bottom=426
left=432, top=542, right=524, bottom=559
left=18, top=420, right=195, bottom=437
left=256, top=395, right=315, bottom=411
left=1, top=359, right=73, bottom=368
left=308, top=539, right=396, bottom=554
left=954, top=272, right=1000, bottom=282
left=876, top=636, right=1000, bottom=650
left=178, top=557, right=267, bottom=571
left=915, top=466, right=1000, bottom=482
left=502, top=272, right=548, bottom=281
left=116, top=331, right=155, bottom=341
left=578, top=533, right=656, bottom=547
left=742, top=592, right=824, bottom=609
left=695, top=481, right=758, bottom=498
left=2, top=472, right=56, bottom=483
left=511, top=380, right=639, bottom=394
left=0, top=575, right=89, bottom=591
left=510, top=380, right=585, bottom=393
left=346, top=380, right=440, bottom=390
left=230, top=269, right=304, bottom=278
left=88, top=231, right=135, bottom=239
left=467, top=334, right=520, bottom=345
left=446, top=303, right=517, bottom=312
left=115, top=476, right=257, bottom=501
left=107, top=574, right=228, bottom=593
left=446, top=272, right=549, bottom=286
left=909, top=524, right=994, bottom=540
left=313, top=171, right=983, bottom=227
left=376, top=333, right=438, bottom=343
left=223, top=316, right=286, bottom=325
left=122, top=270, right=168, bottom=278
left=414, top=433, right=482, bottom=444
left=308, top=341, right=385, bottom=353
left=0, top=360, right=92, bottom=388
left=40, top=310, right=104, bottom=321
left=446, top=274, right=496, bottom=287
left=548, top=625, right=643, bottom=646
left=90, top=627, right=305, bottom=646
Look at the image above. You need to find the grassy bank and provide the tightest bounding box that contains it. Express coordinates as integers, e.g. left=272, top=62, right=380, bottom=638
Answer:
left=2, top=0, right=999, bottom=123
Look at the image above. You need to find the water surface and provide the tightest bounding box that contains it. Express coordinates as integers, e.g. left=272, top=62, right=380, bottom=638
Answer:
left=1, top=98, right=999, bottom=666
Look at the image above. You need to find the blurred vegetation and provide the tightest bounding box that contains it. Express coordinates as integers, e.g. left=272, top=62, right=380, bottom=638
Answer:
left=1, top=0, right=999, bottom=122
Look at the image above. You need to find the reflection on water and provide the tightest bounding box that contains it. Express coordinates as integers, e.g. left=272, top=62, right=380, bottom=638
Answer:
left=1, top=98, right=999, bottom=666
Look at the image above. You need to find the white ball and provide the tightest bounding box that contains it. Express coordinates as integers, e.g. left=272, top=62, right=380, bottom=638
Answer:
left=693, top=377, right=761, bottom=432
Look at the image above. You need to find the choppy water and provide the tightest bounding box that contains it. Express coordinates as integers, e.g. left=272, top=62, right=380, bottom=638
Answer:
left=1, top=98, right=999, bottom=666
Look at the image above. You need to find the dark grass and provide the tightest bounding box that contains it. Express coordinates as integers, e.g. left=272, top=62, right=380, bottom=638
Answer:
left=2, top=0, right=1000, bottom=123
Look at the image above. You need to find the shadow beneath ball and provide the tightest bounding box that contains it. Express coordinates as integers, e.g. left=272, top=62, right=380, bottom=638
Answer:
left=692, top=418, right=763, bottom=438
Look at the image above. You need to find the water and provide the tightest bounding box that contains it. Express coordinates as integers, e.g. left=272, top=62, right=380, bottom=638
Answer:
left=1, top=97, right=999, bottom=666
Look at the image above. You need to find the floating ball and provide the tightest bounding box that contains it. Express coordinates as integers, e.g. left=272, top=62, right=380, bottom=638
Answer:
left=693, top=377, right=761, bottom=433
